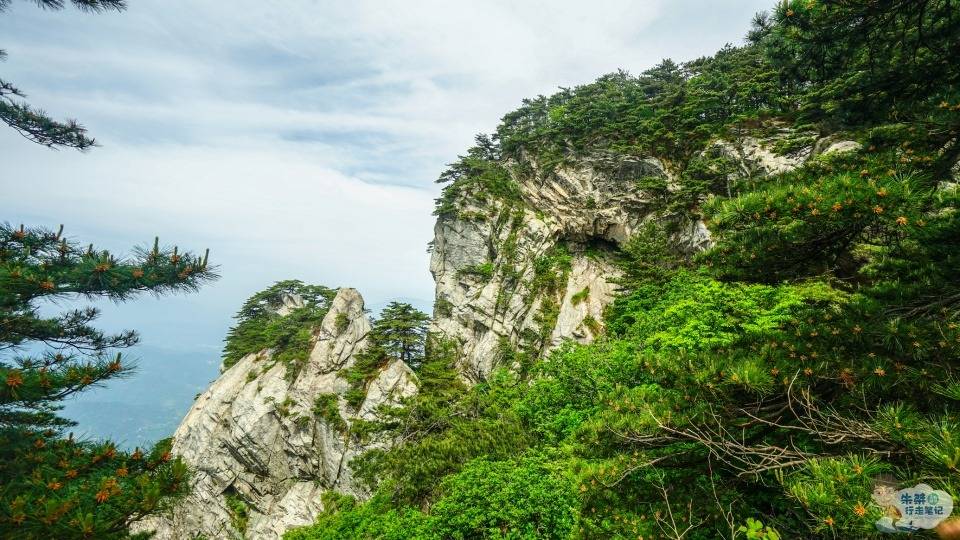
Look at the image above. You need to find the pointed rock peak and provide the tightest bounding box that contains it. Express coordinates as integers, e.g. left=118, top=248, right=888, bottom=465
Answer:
left=329, top=287, right=366, bottom=318
left=317, top=287, right=369, bottom=337
left=308, top=288, right=373, bottom=374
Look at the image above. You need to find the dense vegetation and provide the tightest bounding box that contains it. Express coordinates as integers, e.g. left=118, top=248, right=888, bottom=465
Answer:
left=289, top=1, right=960, bottom=539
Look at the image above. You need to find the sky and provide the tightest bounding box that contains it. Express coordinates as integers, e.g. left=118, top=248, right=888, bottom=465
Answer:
left=0, top=0, right=773, bottom=446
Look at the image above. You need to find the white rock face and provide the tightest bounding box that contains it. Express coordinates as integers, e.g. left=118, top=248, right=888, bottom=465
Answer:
left=713, top=136, right=811, bottom=177
left=549, top=256, right=619, bottom=346
left=430, top=155, right=657, bottom=381
left=822, top=140, right=862, bottom=155
left=274, top=293, right=305, bottom=317
left=135, top=288, right=417, bottom=540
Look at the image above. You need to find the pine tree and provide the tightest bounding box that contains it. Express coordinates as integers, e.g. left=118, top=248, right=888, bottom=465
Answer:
left=0, top=225, right=217, bottom=538
left=0, top=0, right=126, bottom=149
left=338, top=302, right=431, bottom=409
left=0, top=5, right=220, bottom=537
left=369, top=302, right=430, bottom=368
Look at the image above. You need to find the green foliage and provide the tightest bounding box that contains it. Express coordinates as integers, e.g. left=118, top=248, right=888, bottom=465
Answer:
left=433, top=40, right=788, bottom=217
left=312, top=393, right=346, bottom=434
left=610, top=219, right=684, bottom=293
left=371, top=302, right=431, bottom=367
left=771, top=132, right=816, bottom=156
left=701, top=153, right=927, bottom=282
left=738, top=518, right=780, bottom=540
left=435, top=135, right=522, bottom=219
left=580, top=315, right=601, bottom=337
left=758, top=1, right=960, bottom=138
left=783, top=456, right=886, bottom=536
left=275, top=397, right=295, bottom=418
left=520, top=243, right=574, bottom=353
left=531, top=243, right=571, bottom=296
left=224, top=490, right=249, bottom=536
left=351, top=339, right=530, bottom=505
left=495, top=45, right=785, bottom=170
left=0, top=435, right=189, bottom=539
left=428, top=456, right=578, bottom=540
left=284, top=492, right=434, bottom=540
left=457, top=262, right=494, bottom=281
left=334, top=313, right=349, bottom=334
left=434, top=297, right=453, bottom=318
left=608, top=271, right=842, bottom=353
left=286, top=457, right=577, bottom=540
left=0, top=224, right=213, bottom=539
left=569, top=287, right=589, bottom=306
left=221, top=280, right=336, bottom=373
left=339, top=302, right=428, bottom=408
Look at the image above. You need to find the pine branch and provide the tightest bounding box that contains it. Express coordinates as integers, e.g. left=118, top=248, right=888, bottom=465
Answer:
left=0, top=100, right=96, bottom=150
left=0, top=0, right=126, bottom=12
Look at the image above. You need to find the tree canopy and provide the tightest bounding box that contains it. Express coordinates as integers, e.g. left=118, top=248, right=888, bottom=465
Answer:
left=221, top=280, right=337, bottom=373
left=369, top=302, right=430, bottom=368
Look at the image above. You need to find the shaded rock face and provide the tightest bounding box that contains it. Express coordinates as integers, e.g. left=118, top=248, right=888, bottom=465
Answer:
left=137, top=288, right=416, bottom=540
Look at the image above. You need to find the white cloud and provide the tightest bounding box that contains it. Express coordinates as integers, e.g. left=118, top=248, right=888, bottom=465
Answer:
left=0, top=0, right=774, bottom=350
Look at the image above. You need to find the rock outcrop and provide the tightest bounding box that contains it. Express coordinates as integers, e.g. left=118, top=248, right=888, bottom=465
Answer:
left=429, top=127, right=849, bottom=380
left=430, top=156, right=657, bottom=381
left=137, top=288, right=416, bottom=540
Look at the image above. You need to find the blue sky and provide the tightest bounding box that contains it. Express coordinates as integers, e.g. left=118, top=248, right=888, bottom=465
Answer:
left=0, top=0, right=773, bottom=444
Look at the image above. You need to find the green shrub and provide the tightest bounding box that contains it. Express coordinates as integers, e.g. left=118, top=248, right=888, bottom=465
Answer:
left=570, top=286, right=590, bottom=306
left=434, top=297, right=454, bottom=318
left=334, top=312, right=349, bottom=334
left=430, top=456, right=578, bottom=539
left=580, top=314, right=601, bottom=336
left=284, top=457, right=577, bottom=540
left=275, top=397, right=295, bottom=418
left=312, top=393, right=347, bottom=433
left=771, top=133, right=817, bottom=155
left=457, top=261, right=494, bottom=280
left=283, top=492, right=434, bottom=540
left=224, top=491, right=249, bottom=536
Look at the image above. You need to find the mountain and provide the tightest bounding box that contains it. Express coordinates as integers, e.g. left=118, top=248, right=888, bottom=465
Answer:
left=139, top=3, right=960, bottom=539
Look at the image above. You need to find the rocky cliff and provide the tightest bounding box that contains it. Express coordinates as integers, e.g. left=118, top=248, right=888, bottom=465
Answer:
left=136, top=289, right=416, bottom=539
left=428, top=126, right=851, bottom=381
left=141, top=125, right=859, bottom=539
